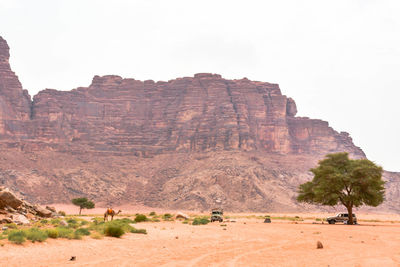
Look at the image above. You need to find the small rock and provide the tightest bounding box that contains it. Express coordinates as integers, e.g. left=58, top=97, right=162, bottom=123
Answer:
left=33, top=205, right=52, bottom=218
left=2, top=226, right=8, bottom=231
left=12, top=214, right=30, bottom=225
left=175, top=236, right=179, bottom=239
left=70, top=256, right=76, bottom=261
left=317, top=241, right=323, bottom=249
left=46, top=206, right=56, bottom=212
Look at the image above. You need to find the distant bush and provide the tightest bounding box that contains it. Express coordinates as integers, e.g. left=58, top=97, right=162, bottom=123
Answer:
left=40, top=219, right=48, bottom=224
left=75, top=228, right=90, bottom=236
left=104, top=224, right=125, bottom=238
left=46, top=228, right=59, bottom=239
left=8, top=230, right=26, bottom=244
left=182, top=220, right=189, bottom=224
left=26, top=228, right=48, bottom=243
left=134, top=214, right=148, bottom=223
left=192, top=217, right=210, bottom=225
left=58, top=210, right=66, bottom=216
left=5, top=223, right=18, bottom=229
left=80, top=220, right=89, bottom=226
left=119, top=218, right=135, bottom=224
left=162, top=213, right=173, bottom=220
left=149, top=211, right=156, bottom=216
left=50, top=218, right=61, bottom=226
left=130, top=228, right=147, bottom=234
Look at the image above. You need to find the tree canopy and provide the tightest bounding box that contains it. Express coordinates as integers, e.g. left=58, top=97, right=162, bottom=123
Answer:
left=297, top=152, right=385, bottom=224
left=71, top=197, right=95, bottom=215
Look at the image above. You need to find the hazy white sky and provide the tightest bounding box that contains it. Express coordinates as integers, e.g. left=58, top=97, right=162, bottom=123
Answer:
left=0, top=0, right=399, bottom=171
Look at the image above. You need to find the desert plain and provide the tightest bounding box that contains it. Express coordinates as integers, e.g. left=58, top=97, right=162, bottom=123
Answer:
left=1, top=206, right=400, bottom=267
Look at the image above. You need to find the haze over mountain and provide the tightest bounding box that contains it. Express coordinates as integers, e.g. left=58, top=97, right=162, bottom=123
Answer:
left=1, top=36, right=399, bottom=212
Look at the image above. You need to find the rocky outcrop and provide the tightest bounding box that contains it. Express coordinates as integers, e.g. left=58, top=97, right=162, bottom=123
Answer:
left=0, top=186, right=57, bottom=224
left=0, top=37, right=31, bottom=138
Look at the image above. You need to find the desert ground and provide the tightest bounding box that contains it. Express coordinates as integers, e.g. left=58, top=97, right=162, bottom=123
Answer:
left=2, top=209, right=400, bottom=267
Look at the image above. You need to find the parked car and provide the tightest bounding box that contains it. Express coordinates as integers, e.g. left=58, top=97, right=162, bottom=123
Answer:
left=210, top=208, right=223, bottom=222
left=327, top=213, right=357, bottom=224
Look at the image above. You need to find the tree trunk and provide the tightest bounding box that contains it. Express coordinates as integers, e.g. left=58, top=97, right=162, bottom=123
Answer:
left=346, top=205, right=353, bottom=225
left=79, top=207, right=82, bottom=215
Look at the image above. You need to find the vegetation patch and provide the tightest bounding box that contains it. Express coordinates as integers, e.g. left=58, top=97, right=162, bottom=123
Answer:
left=192, top=217, right=210, bottom=225
left=46, top=228, right=59, bottom=239
left=134, top=214, right=148, bottom=223
left=75, top=228, right=91, bottom=236
left=8, top=230, right=26, bottom=244
left=26, top=228, right=48, bottom=243
left=104, top=224, right=125, bottom=238
left=130, top=228, right=147, bottom=234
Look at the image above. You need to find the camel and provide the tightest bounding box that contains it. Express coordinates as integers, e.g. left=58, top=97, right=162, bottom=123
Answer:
left=104, top=208, right=122, bottom=221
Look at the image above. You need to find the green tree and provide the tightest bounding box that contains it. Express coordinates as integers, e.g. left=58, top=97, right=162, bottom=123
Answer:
left=71, top=198, right=95, bottom=215
left=297, top=152, right=385, bottom=225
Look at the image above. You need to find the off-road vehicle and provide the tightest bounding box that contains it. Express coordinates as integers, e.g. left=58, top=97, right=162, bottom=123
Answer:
left=327, top=213, right=357, bottom=224
left=210, top=208, right=223, bottom=222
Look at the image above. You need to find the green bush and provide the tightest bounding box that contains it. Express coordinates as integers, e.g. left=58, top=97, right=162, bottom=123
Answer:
left=26, top=228, right=48, bottom=243
left=80, top=220, right=89, bottom=226
left=58, top=210, right=66, bottom=216
left=50, top=218, right=61, bottom=225
left=149, top=211, right=156, bottom=216
left=104, top=224, right=125, bottom=238
left=162, top=213, right=173, bottom=220
left=192, top=217, right=210, bottom=225
left=8, top=230, right=26, bottom=244
left=40, top=219, right=48, bottom=225
left=75, top=228, right=90, bottom=236
left=46, top=228, right=59, bottom=239
left=130, top=228, right=147, bottom=234
left=5, top=223, right=18, bottom=229
left=134, top=214, right=148, bottom=223
left=56, top=227, right=73, bottom=238
left=119, top=218, right=135, bottom=224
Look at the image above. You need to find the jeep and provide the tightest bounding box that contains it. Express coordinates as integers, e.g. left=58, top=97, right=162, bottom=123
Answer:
left=327, top=213, right=357, bottom=224
left=210, top=208, right=223, bottom=222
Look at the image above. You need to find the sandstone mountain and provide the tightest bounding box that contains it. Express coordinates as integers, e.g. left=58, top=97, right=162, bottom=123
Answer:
left=0, top=36, right=398, bottom=212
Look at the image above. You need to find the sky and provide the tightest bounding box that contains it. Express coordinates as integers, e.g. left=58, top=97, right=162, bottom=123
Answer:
left=0, top=0, right=399, bottom=171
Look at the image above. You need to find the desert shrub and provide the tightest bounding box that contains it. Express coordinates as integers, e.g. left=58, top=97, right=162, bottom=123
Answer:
left=151, top=218, right=160, bottom=222
left=80, top=220, right=89, bottom=226
left=26, top=228, right=48, bottom=243
left=192, top=217, right=210, bottom=225
left=46, top=228, right=59, bottom=239
left=162, top=213, right=173, bottom=220
left=40, top=219, right=48, bottom=224
left=182, top=220, right=189, bottom=224
left=315, top=218, right=322, bottom=221
left=90, top=232, right=103, bottom=239
left=58, top=210, right=66, bottom=216
left=119, top=218, right=135, bottom=224
left=5, top=223, right=18, bottom=229
left=50, top=218, right=61, bottom=225
left=91, top=217, right=104, bottom=225
left=104, top=224, right=125, bottom=238
left=8, top=230, right=26, bottom=244
left=134, top=214, right=148, bottom=223
left=75, top=228, right=90, bottom=236
left=149, top=211, right=156, bottom=216
left=66, top=218, right=79, bottom=229
left=56, top=227, right=73, bottom=238
left=130, top=228, right=147, bottom=234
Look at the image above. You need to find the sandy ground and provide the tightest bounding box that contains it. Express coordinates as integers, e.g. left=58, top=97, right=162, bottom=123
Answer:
left=2, top=212, right=400, bottom=267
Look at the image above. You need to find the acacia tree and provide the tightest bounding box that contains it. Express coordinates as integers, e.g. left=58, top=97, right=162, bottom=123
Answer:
left=297, top=152, right=385, bottom=225
left=71, top=197, right=95, bottom=215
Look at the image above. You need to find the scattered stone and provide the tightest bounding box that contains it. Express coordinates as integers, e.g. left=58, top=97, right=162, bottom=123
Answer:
left=70, top=256, right=76, bottom=261
left=175, top=236, right=179, bottom=239
left=12, top=214, right=30, bottom=225
left=2, top=226, right=8, bottom=230
left=317, top=241, right=323, bottom=249
left=176, top=212, right=189, bottom=220
left=59, top=220, right=68, bottom=226
left=0, top=188, right=23, bottom=209
left=33, top=205, right=52, bottom=218
left=46, top=206, right=56, bottom=212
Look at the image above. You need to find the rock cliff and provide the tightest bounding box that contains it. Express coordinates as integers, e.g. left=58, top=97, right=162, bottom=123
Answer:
left=1, top=36, right=398, bottom=212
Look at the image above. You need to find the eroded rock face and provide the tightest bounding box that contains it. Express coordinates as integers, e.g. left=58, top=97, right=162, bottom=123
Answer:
left=0, top=37, right=31, bottom=137
left=2, top=36, right=396, bottom=212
